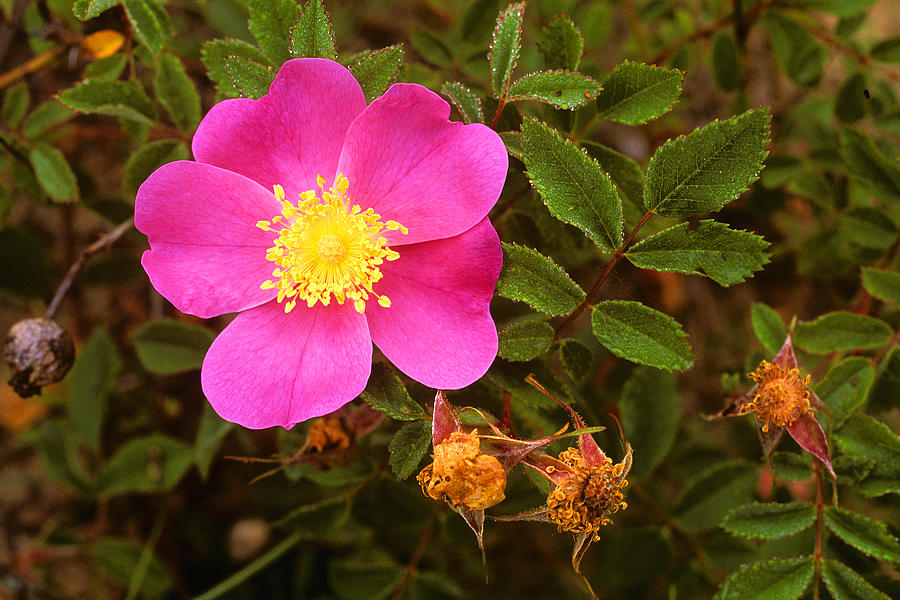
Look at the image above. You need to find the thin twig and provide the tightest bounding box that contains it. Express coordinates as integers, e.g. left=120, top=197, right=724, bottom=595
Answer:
left=389, top=519, right=436, bottom=600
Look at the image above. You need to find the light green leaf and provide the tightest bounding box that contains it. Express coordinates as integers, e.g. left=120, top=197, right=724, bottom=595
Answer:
left=835, top=72, right=867, bottom=123
left=794, top=312, right=893, bottom=354
left=441, top=81, right=483, bottom=124
left=496, top=242, right=585, bottom=316
left=840, top=207, right=896, bottom=249
left=194, top=403, right=233, bottom=480
left=620, top=366, right=680, bottom=477
left=124, top=139, right=187, bottom=194
left=122, top=0, right=167, bottom=54
left=798, top=0, right=875, bottom=16
left=714, top=557, right=815, bottom=600
left=711, top=31, right=743, bottom=91
left=91, top=537, right=172, bottom=599
left=409, top=29, right=452, bottom=68
left=249, top=0, right=300, bottom=65
left=98, top=434, right=193, bottom=497
left=67, top=328, right=121, bottom=452
left=290, top=0, right=336, bottom=60
left=498, top=319, right=554, bottom=362
left=816, top=357, right=875, bottom=427
left=559, top=338, right=592, bottom=382
left=520, top=118, right=622, bottom=251
left=675, top=460, right=757, bottom=532
left=644, top=107, right=770, bottom=218
left=625, top=220, right=769, bottom=287
left=360, top=362, right=427, bottom=421
left=721, top=502, right=816, bottom=540
left=581, top=141, right=645, bottom=223
left=489, top=2, right=525, bottom=98
left=73, top=0, right=120, bottom=20
left=596, top=60, right=683, bottom=125
left=822, top=559, right=891, bottom=600
left=538, top=13, right=583, bottom=71
left=751, top=302, right=786, bottom=356
left=84, top=54, right=128, bottom=80
left=764, top=12, right=826, bottom=85
left=22, top=99, right=73, bottom=138
left=871, top=36, right=900, bottom=63
left=131, top=319, right=215, bottom=375
left=825, top=507, right=900, bottom=563
left=155, top=54, right=201, bottom=133
left=388, top=421, right=432, bottom=480
left=862, top=268, right=900, bottom=304
left=840, top=128, right=900, bottom=201
left=58, top=79, right=156, bottom=125
left=223, top=56, right=276, bottom=99
left=591, top=301, right=693, bottom=371
left=328, top=551, right=404, bottom=600
left=349, top=45, right=403, bottom=103
left=201, top=39, right=273, bottom=98
left=3, top=83, right=29, bottom=127
left=29, top=143, right=79, bottom=203
left=508, top=71, right=601, bottom=110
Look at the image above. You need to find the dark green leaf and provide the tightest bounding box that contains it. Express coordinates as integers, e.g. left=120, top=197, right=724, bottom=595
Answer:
left=131, top=319, right=215, bottom=375
left=72, top=0, right=120, bottom=20
left=201, top=39, right=273, bottom=98
left=498, top=319, right=554, bottom=361
left=835, top=413, right=900, bottom=467
left=559, top=338, right=592, bottom=382
left=328, top=551, right=404, bottom=600
left=496, top=242, right=585, bottom=316
left=595, top=60, right=683, bottom=125
left=349, top=45, right=403, bottom=103
left=751, top=302, right=786, bottom=356
left=581, top=141, right=645, bottom=224
left=405, top=571, right=465, bottom=600
left=124, top=139, right=187, bottom=194
left=835, top=72, right=867, bottom=123
left=620, top=366, right=680, bottom=477
left=711, top=31, right=743, bottom=91
left=223, top=56, right=276, bottom=99
left=58, top=79, right=156, bottom=125
left=388, top=420, right=431, bottom=480
left=441, top=81, right=483, bottom=124
left=625, top=220, right=769, bottom=286
left=794, top=312, right=893, bottom=354
left=508, top=71, right=600, bottom=109
left=591, top=301, right=693, bottom=371
left=98, top=434, right=193, bottom=497
left=22, top=99, right=74, bottom=138
left=840, top=128, right=900, bottom=201
left=538, top=13, right=583, bottom=71
left=0, top=227, right=51, bottom=296
left=486, top=360, right=571, bottom=410
left=520, top=118, right=622, bottom=251
left=764, top=12, right=826, bottom=85
left=3, top=83, right=29, bottom=127
left=834, top=454, right=875, bottom=487
left=122, top=0, right=167, bottom=54
left=280, top=496, right=351, bottom=536
left=291, top=0, right=336, bottom=60
left=644, top=107, right=770, bottom=217
left=360, top=363, right=427, bottom=421
left=816, top=357, right=875, bottom=427
left=84, top=54, right=128, bottom=80
left=825, top=507, right=900, bottom=563
left=822, top=559, right=891, bottom=600
left=675, top=460, right=757, bottom=532
left=194, top=403, right=233, bottom=480
left=249, top=0, right=300, bottom=65
left=714, top=557, right=815, bottom=600
left=862, top=268, right=900, bottom=304
left=868, top=346, right=900, bottom=413
left=67, top=328, right=121, bottom=452
left=155, top=53, right=201, bottom=133
left=91, top=537, right=172, bottom=599
left=721, top=502, right=816, bottom=540
left=26, top=419, right=91, bottom=493
left=840, top=207, right=896, bottom=249
left=489, top=2, right=525, bottom=98
left=871, top=36, right=900, bottom=63
left=772, top=452, right=813, bottom=482
left=409, top=29, right=452, bottom=67
left=29, top=143, right=79, bottom=202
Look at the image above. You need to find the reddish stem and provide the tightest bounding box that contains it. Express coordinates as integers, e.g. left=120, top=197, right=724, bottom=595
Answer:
left=490, top=98, right=506, bottom=129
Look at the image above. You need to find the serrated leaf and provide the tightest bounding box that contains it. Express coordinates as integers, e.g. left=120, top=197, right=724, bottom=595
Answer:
left=349, top=45, right=403, bottom=103
left=67, top=328, right=121, bottom=452
left=495, top=242, right=585, bottom=316
left=131, top=319, right=215, bottom=375
left=581, top=141, right=645, bottom=224
left=507, top=71, right=600, bottom=109
left=825, top=507, right=900, bottom=563
left=124, top=139, right=187, bottom=194
left=722, top=502, right=816, bottom=540
left=751, top=302, right=786, bottom=356
left=862, top=268, right=900, bottom=304
left=360, top=363, right=427, bottom=421
left=559, top=338, right=592, bottom=382
left=153, top=55, right=200, bottom=134
left=29, top=143, right=79, bottom=202
left=58, top=79, right=156, bottom=125
left=794, top=312, right=893, bottom=354
left=620, top=366, right=680, bottom=477
left=835, top=413, right=900, bottom=466
left=388, top=420, right=431, bottom=480
left=595, top=60, right=683, bottom=125
left=122, top=0, right=166, bottom=54
left=714, top=557, right=815, bottom=600
left=816, top=357, right=875, bottom=427
left=772, top=452, right=813, bottom=481
left=98, top=434, right=193, bottom=497
left=676, top=460, right=757, bottom=532
left=822, top=559, right=891, bottom=600
left=73, top=0, right=119, bottom=20
left=3, top=83, right=29, bottom=127
left=490, top=2, right=525, bottom=98
left=644, top=107, right=770, bottom=218
left=441, top=81, right=483, bottom=124
left=538, top=13, right=583, bottom=71
left=520, top=118, right=622, bottom=251
left=840, top=128, right=900, bottom=202
left=764, top=12, right=826, bottom=85
left=835, top=72, right=867, bottom=123
left=841, top=207, right=896, bottom=249
left=249, top=0, right=299, bottom=65
left=223, top=56, right=276, bottom=99
left=871, top=36, right=900, bottom=63
left=201, top=39, right=272, bottom=99
left=711, top=31, right=743, bottom=91
left=194, top=403, right=232, bottom=480
left=409, top=29, right=452, bottom=68
left=626, top=220, right=769, bottom=286
left=498, top=319, right=554, bottom=361
left=290, top=0, right=336, bottom=60
left=591, top=301, right=693, bottom=371
left=22, top=100, right=73, bottom=138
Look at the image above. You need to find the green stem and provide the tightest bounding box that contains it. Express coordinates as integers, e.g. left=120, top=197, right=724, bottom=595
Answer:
left=126, top=502, right=169, bottom=600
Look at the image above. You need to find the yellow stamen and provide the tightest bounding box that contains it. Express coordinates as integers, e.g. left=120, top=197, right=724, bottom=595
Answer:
left=740, top=360, right=811, bottom=431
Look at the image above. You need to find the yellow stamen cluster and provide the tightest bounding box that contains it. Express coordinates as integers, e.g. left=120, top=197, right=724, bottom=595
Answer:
left=546, top=448, right=628, bottom=539
left=257, top=174, right=407, bottom=314
left=417, top=431, right=507, bottom=511
left=306, top=415, right=353, bottom=453
left=740, top=361, right=811, bottom=432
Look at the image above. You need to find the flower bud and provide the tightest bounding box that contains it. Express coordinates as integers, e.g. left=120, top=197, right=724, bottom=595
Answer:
left=4, top=318, right=75, bottom=398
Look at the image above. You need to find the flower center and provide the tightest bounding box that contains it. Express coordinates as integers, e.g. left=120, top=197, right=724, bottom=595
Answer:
left=546, top=448, right=628, bottom=538
left=257, top=174, right=407, bottom=314
left=740, top=361, right=811, bottom=432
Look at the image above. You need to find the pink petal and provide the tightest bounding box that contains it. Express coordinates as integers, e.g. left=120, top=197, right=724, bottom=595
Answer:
left=787, top=413, right=836, bottom=479
left=201, top=301, right=372, bottom=429
left=136, top=161, right=280, bottom=318
left=772, top=333, right=799, bottom=369
left=192, top=58, right=366, bottom=200
left=336, top=83, right=508, bottom=245
left=366, top=218, right=501, bottom=389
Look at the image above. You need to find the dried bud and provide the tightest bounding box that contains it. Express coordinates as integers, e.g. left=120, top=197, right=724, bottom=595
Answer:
left=4, top=318, right=75, bottom=398
left=740, top=360, right=811, bottom=432
left=417, top=431, right=506, bottom=511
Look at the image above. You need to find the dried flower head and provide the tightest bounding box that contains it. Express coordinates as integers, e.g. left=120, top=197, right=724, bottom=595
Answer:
left=306, top=415, right=353, bottom=453
left=739, top=360, right=811, bottom=432
left=418, top=430, right=506, bottom=511
left=4, top=318, right=75, bottom=398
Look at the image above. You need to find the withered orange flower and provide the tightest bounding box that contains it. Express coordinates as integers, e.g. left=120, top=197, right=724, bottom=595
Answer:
left=417, top=430, right=506, bottom=511
left=739, top=360, right=811, bottom=432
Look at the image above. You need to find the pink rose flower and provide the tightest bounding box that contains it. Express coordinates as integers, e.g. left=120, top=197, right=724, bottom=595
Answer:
left=135, top=58, right=507, bottom=429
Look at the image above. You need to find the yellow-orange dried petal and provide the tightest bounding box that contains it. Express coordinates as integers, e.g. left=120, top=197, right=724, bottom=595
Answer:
left=740, top=361, right=811, bottom=432
left=80, top=30, right=125, bottom=59
left=417, top=431, right=506, bottom=511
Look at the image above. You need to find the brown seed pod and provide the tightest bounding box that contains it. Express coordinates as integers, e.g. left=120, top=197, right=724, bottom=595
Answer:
left=4, top=317, right=75, bottom=398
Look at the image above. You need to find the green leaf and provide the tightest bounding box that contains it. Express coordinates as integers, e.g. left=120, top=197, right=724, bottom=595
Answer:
left=487, top=360, right=571, bottom=410
left=489, top=2, right=525, bottom=98
left=461, top=0, right=502, bottom=43
left=155, top=53, right=201, bottom=133
left=721, top=502, right=816, bottom=540
left=98, top=434, right=193, bottom=497
left=496, top=242, right=585, bottom=316
left=644, top=107, right=770, bottom=218
left=595, top=60, right=683, bottom=125
left=498, top=319, right=554, bottom=361
left=520, top=118, right=623, bottom=251
left=772, top=452, right=813, bottom=482
left=714, top=557, right=815, bottom=600
left=841, top=207, right=896, bottom=249
left=871, top=36, right=900, bottom=63
left=675, top=460, right=757, bottom=532
left=360, top=362, right=427, bottom=421
left=328, top=551, right=404, bottom=600
left=223, top=56, right=276, bottom=99
left=67, top=328, right=121, bottom=452
left=349, top=45, right=403, bottom=103
left=58, top=79, right=156, bottom=125
left=388, top=420, right=431, bottom=480
left=409, top=29, right=452, bottom=68
left=291, top=0, right=336, bottom=60
left=591, top=301, right=693, bottom=371
left=825, top=507, right=900, bottom=563
left=798, top=0, right=875, bottom=17
left=280, top=496, right=351, bottom=536
left=249, top=0, right=300, bottom=65
left=834, top=413, right=900, bottom=467
left=816, top=357, right=875, bottom=427
left=835, top=72, right=867, bottom=123
left=3, top=83, right=29, bottom=127
left=124, top=139, right=187, bottom=194
left=29, top=143, right=79, bottom=203
left=27, top=419, right=91, bottom=493
left=201, top=39, right=273, bottom=98
left=751, top=302, right=786, bottom=356
left=73, top=0, right=120, bottom=20
left=711, top=31, right=743, bottom=91
left=508, top=71, right=600, bottom=110
left=22, top=99, right=73, bottom=138
left=131, top=319, right=215, bottom=375
left=764, top=12, right=826, bottom=85
left=122, top=0, right=167, bottom=54
left=794, top=312, right=893, bottom=354
left=581, top=141, right=645, bottom=223
left=869, top=346, right=900, bottom=413
left=822, top=559, right=892, bottom=600
left=538, top=13, right=583, bottom=71
left=840, top=128, right=900, bottom=201
left=85, top=54, right=128, bottom=80
left=91, top=537, right=172, bottom=599
left=194, top=403, right=233, bottom=480
left=862, top=268, right=900, bottom=304
left=559, top=338, right=592, bottom=382
left=620, top=366, right=680, bottom=477
left=625, top=220, right=769, bottom=287
left=441, top=81, right=483, bottom=124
